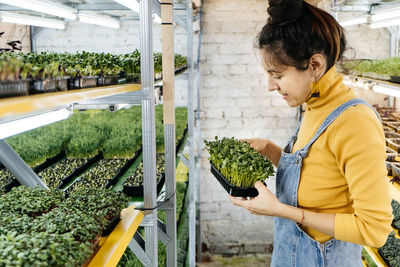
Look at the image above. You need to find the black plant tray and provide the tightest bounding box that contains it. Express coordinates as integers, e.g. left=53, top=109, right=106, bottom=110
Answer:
left=58, top=152, right=103, bottom=189
left=33, top=150, right=66, bottom=173
left=2, top=179, right=20, bottom=193
left=68, top=76, right=98, bottom=90
left=105, top=148, right=142, bottom=188
left=102, top=214, right=121, bottom=236
left=210, top=162, right=260, bottom=197
left=0, top=80, right=29, bottom=98
left=30, top=79, right=57, bottom=94
left=122, top=173, right=165, bottom=197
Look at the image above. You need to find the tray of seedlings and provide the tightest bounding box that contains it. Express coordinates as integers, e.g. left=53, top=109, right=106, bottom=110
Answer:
left=122, top=153, right=166, bottom=197
left=205, top=137, right=275, bottom=197
left=0, top=186, right=129, bottom=266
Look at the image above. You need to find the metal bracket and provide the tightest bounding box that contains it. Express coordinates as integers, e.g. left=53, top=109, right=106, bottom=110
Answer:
left=157, top=198, right=174, bottom=210
left=157, top=219, right=171, bottom=244
left=76, top=90, right=152, bottom=105
left=140, top=215, right=156, bottom=227
left=129, top=232, right=152, bottom=265
left=179, top=153, right=189, bottom=167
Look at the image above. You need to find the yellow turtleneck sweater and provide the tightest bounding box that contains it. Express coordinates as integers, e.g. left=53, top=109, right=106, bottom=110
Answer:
left=292, top=66, right=393, bottom=247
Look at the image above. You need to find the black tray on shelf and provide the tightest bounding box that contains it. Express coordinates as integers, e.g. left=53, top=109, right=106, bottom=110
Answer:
left=33, top=150, right=66, bottom=173
left=58, top=152, right=103, bottom=189
left=210, top=162, right=261, bottom=197
left=105, top=148, right=142, bottom=188
left=0, top=80, right=29, bottom=98
left=101, top=214, right=121, bottom=236
left=122, top=173, right=165, bottom=197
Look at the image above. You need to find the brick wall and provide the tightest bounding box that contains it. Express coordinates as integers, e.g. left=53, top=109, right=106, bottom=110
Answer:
left=0, top=23, right=30, bottom=52
left=199, top=0, right=298, bottom=255
left=34, top=20, right=187, bottom=55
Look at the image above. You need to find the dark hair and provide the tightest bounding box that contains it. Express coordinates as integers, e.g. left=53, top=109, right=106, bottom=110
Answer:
left=257, top=0, right=346, bottom=72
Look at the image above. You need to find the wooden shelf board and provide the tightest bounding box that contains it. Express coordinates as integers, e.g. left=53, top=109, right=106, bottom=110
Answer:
left=88, top=205, right=144, bottom=267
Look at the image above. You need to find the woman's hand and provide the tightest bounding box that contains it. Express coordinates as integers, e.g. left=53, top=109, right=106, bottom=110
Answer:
left=242, top=139, right=282, bottom=167
left=229, top=181, right=282, bottom=216
left=242, top=138, right=270, bottom=156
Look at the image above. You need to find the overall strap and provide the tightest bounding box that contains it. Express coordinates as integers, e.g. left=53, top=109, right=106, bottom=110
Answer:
left=298, top=98, right=381, bottom=158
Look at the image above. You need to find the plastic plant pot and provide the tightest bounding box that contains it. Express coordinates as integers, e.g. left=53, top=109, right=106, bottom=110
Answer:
left=79, top=76, right=98, bottom=89
left=0, top=80, right=29, bottom=98
left=56, top=77, right=68, bottom=91
left=31, top=79, right=57, bottom=94
left=210, top=162, right=264, bottom=197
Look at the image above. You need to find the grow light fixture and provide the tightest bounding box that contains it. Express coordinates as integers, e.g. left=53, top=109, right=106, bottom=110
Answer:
left=371, top=8, right=400, bottom=22
left=370, top=18, right=400, bottom=29
left=78, top=13, right=120, bottom=29
left=372, top=84, right=400, bottom=98
left=0, top=0, right=77, bottom=20
left=0, top=108, right=72, bottom=140
left=0, top=12, right=65, bottom=29
left=113, top=0, right=140, bottom=13
left=339, top=16, right=368, bottom=27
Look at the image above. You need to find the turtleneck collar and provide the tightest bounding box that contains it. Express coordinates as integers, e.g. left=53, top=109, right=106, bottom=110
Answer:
left=306, top=66, right=346, bottom=110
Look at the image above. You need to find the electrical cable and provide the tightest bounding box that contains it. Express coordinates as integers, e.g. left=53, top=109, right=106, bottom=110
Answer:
left=137, top=188, right=176, bottom=211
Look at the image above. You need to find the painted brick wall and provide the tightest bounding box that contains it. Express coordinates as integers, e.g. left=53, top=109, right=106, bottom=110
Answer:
left=199, top=0, right=298, bottom=255
left=34, top=20, right=187, bottom=56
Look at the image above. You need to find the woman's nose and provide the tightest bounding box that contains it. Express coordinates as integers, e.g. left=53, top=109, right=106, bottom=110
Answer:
left=267, top=77, right=279, bottom=91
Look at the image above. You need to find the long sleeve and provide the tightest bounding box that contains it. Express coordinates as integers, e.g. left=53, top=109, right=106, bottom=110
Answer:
left=331, top=106, right=393, bottom=248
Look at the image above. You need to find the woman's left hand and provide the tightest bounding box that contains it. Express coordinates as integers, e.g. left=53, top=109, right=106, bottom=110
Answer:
left=230, top=181, right=282, bottom=216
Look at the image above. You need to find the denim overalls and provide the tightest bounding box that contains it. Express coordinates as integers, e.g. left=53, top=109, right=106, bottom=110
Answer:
left=271, top=98, right=380, bottom=267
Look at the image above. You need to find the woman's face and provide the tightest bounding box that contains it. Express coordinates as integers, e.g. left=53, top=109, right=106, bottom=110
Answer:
left=266, top=65, right=314, bottom=107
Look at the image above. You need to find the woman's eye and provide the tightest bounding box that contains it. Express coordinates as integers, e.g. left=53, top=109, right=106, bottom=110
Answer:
left=273, top=76, right=281, bottom=80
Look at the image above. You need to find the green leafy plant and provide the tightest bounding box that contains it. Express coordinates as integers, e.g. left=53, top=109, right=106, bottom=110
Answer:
left=205, top=136, right=275, bottom=187
left=378, top=232, right=400, bottom=266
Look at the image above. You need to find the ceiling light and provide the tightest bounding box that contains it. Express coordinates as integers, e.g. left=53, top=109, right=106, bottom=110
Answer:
left=0, top=108, right=71, bottom=140
left=0, top=12, right=65, bottom=29
left=78, top=13, right=120, bottom=29
left=0, top=0, right=76, bottom=20
left=370, top=18, right=400, bottom=29
left=371, top=8, right=400, bottom=22
left=113, top=0, right=139, bottom=13
left=339, top=16, right=368, bottom=27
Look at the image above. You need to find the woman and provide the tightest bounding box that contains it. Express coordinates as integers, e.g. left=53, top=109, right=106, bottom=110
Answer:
left=230, top=0, right=393, bottom=266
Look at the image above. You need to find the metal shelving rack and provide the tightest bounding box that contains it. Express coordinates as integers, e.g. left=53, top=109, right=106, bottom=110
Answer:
left=342, top=74, right=400, bottom=267
left=0, top=0, right=200, bottom=266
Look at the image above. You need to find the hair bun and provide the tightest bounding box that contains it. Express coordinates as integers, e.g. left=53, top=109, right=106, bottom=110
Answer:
left=267, top=0, right=305, bottom=26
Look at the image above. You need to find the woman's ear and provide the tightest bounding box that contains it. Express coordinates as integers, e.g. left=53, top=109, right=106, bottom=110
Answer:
left=309, top=54, right=327, bottom=81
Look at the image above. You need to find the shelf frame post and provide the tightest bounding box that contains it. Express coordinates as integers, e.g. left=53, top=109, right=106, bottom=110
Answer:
left=161, top=0, right=177, bottom=266
left=140, top=0, right=158, bottom=266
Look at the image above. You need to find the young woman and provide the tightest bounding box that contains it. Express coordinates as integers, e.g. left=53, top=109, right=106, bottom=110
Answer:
left=229, top=0, right=393, bottom=266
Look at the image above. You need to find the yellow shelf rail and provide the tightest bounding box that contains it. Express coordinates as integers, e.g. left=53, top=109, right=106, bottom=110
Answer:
left=0, top=84, right=141, bottom=119
left=88, top=205, right=144, bottom=267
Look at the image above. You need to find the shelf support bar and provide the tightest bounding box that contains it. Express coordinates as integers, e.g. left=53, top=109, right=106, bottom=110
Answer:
left=129, top=232, right=152, bottom=265
left=186, top=0, right=196, bottom=265
left=140, top=0, right=158, bottom=266
left=0, top=140, right=48, bottom=189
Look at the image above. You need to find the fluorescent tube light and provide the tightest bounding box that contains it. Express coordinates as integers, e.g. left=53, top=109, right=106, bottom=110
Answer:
left=339, top=16, right=368, bottom=27
left=0, top=0, right=76, bottom=20
left=371, top=8, right=400, bottom=22
left=0, top=12, right=65, bottom=29
left=372, top=84, right=400, bottom=98
left=78, top=13, right=120, bottom=29
left=370, top=18, right=400, bottom=29
left=113, top=0, right=139, bottom=13
left=0, top=109, right=72, bottom=140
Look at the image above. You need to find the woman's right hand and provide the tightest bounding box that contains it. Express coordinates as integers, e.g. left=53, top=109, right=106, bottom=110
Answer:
left=242, top=138, right=270, bottom=156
